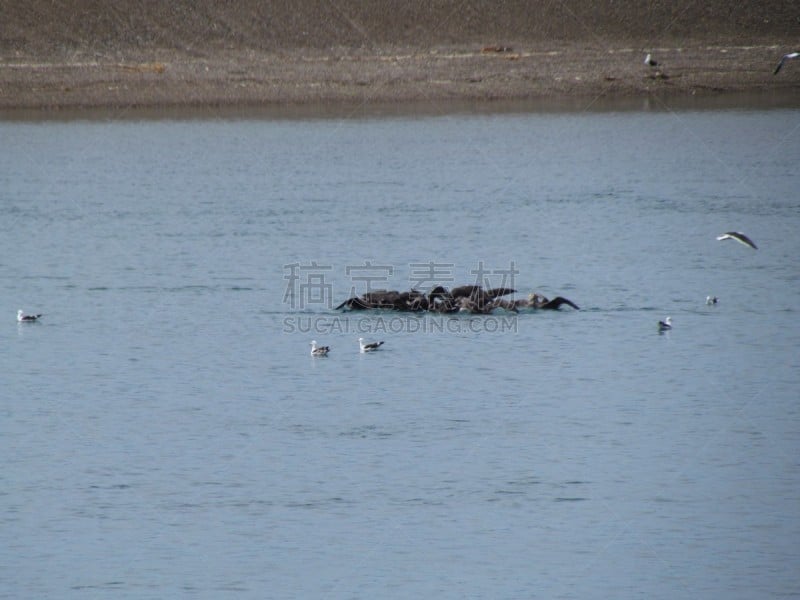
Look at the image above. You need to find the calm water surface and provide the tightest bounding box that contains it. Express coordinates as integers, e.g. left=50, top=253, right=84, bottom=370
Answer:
left=2, top=100, right=799, bottom=599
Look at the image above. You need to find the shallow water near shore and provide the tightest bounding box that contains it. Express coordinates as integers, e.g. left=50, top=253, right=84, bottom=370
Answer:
left=2, top=99, right=799, bottom=599
left=2, top=89, right=799, bottom=122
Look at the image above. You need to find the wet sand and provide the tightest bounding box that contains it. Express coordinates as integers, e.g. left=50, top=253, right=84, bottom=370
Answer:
left=3, top=43, right=799, bottom=112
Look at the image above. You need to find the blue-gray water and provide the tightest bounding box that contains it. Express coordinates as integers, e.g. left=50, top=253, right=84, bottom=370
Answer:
left=2, top=102, right=799, bottom=599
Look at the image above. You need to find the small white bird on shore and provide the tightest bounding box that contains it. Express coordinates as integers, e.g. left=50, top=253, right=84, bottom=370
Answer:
left=358, top=337, right=384, bottom=353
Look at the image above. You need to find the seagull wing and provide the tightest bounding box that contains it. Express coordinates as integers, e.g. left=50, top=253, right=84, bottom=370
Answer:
left=718, top=231, right=757, bottom=249
left=774, top=52, right=799, bottom=75
left=733, top=232, right=757, bottom=249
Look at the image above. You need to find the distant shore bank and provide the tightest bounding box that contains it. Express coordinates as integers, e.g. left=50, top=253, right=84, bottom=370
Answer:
left=3, top=1, right=799, bottom=112
left=2, top=42, right=799, bottom=112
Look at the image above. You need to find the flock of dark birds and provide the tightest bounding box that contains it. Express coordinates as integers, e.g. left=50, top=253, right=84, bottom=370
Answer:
left=335, top=285, right=579, bottom=314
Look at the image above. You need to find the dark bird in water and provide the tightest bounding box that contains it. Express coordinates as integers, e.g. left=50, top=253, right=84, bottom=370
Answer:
left=774, top=51, right=799, bottom=75
left=513, top=293, right=580, bottom=310
left=337, top=287, right=438, bottom=312
left=17, top=309, right=43, bottom=322
left=335, top=296, right=372, bottom=310
left=457, top=297, right=515, bottom=314
left=449, top=285, right=516, bottom=300
left=425, top=286, right=459, bottom=313
left=538, top=296, right=580, bottom=310
left=449, top=285, right=516, bottom=313
left=716, top=231, right=758, bottom=250
left=335, top=289, right=401, bottom=310
left=358, top=338, right=384, bottom=353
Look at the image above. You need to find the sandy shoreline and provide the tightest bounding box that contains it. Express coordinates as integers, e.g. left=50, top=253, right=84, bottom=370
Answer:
left=2, top=41, right=799, bottom=113
left=3, top=1, right=799, bottom=113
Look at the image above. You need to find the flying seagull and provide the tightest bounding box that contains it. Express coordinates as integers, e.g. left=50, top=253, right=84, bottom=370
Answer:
left=358, top=337, right=384, bottom=353
left=310, top=340, right=330, bottom=357
left=658, top=316, right=672, bottom=332
left=644, top=53, right=658, bottom=67
left=716, top=231, right=758, bottom=250
left=17, top=309, right=42, bottom=322
left=774, top=51, right=799, bottom=75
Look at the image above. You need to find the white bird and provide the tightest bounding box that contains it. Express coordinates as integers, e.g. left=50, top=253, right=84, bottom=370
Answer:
left=644, top=53, right=658, bottom=67
left=358, top=337, right=384, bottom=353
left=774, top=51, right=799, bottom=75
left=310, top=340, right=330, bottom=357
left=716, top=231, right=758, bottom=250
left=658, top=316, right=672, bottom=331
left=17, top=309, right=42, bottom=322
left=706, top=296, right=718, bottom=305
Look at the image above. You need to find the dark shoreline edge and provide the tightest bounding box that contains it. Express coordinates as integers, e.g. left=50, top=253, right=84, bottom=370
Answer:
left=2, top=90, right=799, bottom=122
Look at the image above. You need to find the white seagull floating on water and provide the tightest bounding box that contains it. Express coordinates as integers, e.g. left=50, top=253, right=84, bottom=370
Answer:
left=706, top=296, right=718, bottom=305
left=658, top=316, right=672, bottom=332
left=716, top=231, right=758, bottom=250
left=774, top=51, right=799, bottom=75
left=358, top=337, right=384, bottom=353
left=17, top=309, right=42, bottom=322
left=310, top=340, right=330, bottom=357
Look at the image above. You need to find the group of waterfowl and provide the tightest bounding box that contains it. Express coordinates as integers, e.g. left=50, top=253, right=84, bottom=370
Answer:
left=335, top=284, right=580, bottom=315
